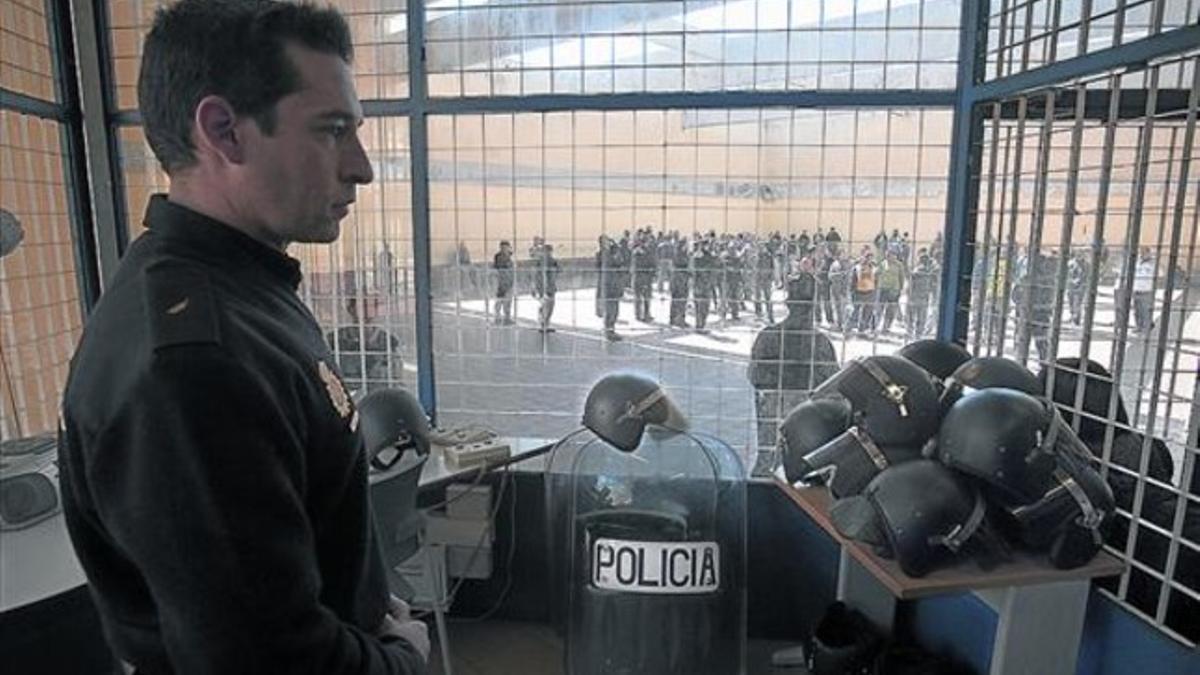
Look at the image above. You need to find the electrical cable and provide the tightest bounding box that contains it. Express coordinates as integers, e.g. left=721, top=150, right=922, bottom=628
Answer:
left=450, top=465, right=519, bottom=623
left=410, top=466, right=512, bottom=620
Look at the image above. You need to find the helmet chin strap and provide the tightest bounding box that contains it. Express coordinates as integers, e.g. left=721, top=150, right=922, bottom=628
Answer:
left=849, top=426, right=889, bottom=471
left=1029, top=401, right=1063, bottom=465
left=858, top=358, right=909, bottom=417
left=928, top=491, right=986, bottom=553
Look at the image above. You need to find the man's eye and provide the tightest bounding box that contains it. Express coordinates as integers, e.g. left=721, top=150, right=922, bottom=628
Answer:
left=327, top=125, right=349, bottom=139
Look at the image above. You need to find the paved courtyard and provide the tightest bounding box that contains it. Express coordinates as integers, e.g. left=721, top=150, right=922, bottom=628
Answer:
left=419, top=282, right=1197, bottom=479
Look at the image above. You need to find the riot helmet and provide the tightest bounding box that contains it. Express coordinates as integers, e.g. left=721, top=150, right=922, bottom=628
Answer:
left=813, top=355, right=940, bottom=446
left=898, top=339, right=972, bottom=382
left=938, top=388, right=1114, bottom=568
left=830, top=460, right=988, bottom=578
left=1037, top=357, right=1129, bottom=444
left=779, top=398, right=853, bottom=483
left=940, top=356, right=1041, bottom=412
left=1007, top=443, right=1113, bottom=569
left=797, top=426, right=922, bottom=498
left=937, top=388, right=1058, bottom=504
left=582, top=372, right=687, bottom=452
left=357, top=388, right=431, bottom=471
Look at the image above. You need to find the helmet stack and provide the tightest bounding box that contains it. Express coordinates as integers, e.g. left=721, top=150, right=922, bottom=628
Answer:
left=780, top=342, right=1114, bottom=576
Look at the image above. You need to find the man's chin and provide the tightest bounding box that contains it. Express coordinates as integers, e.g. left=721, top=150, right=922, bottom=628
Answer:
left=294, top=221, right=342, bottom=245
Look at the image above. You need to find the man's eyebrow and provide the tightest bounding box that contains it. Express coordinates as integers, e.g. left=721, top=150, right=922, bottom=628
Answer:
left=314, top=111, right=363, bottom=125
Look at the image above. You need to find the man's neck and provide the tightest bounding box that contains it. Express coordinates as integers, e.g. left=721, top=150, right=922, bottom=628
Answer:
left=167, top=181, right=288, bottom=252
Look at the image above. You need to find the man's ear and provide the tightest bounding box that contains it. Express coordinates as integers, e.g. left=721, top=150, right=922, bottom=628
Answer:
left=193, top=95, right=246, bottom=165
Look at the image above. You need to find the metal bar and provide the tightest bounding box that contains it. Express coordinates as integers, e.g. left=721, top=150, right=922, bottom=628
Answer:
left=1047, top=0, right=1065, bottom=64
left=1113, top=64, right=1160, bottom=601
left=995, top=0, right=1011, bottom=82
left=1018, top=0, right=1036, bottom=76
left=116, top=89, right=959, bottom=121
left=969, top=23, right=1200, bottom=103
left=1014, top=90, right=1056, bottom=365
left=996, top=97, right=1029, bottom=349
left=46, top=0, right=100, bottom=312
left=1112, top=0, right=1130, bottom=51
left=982, top=114, right=1015, bottom=354
left=1078, top=0, right=1095, bottom=56
left=0, top=86, right=66, bottom=121
left=938, top=0, right=990, bottom=342
left=68, top=0, right=122, bottom=288
left=407, top=0, right=436, bottom=421
left=1072, top=76, right=1123, bottom=458
left=92, top=0, right=129, bottom=258
left=1155, top=58, right=1199, bottom=623
left=1042, top=85, right=1088, bottom=390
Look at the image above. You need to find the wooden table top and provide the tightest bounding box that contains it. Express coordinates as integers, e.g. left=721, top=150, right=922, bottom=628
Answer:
left=776, top=477, right=1126, bottom=600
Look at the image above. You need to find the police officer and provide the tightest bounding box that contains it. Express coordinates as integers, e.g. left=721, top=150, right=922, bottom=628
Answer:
left=1017, top=250, right=1057, bottom=360
left=692, top=240, right=718, bottom=332
left=57, top=2, right=428, bottom=672
left=493, top=239, right=515, bottom=324
left=722, top=246, right=743, bottom=321
left=602, top=238, right=625, bottom=340
left=907, top=248, right=937, bottom=338
left=1067, top=250, right=1089, bottom=326
left=669, top=237, right=691, bottom=328
left=748, top=273, right=839, bottom=471
left=594, top=235, right=607, bottom=318
left=656, top=232, right=674, bottom=293
left=632, top=233, right=656, bottom=322
left=753, top=241, right=775, bottom=323
left=535, top=243, right=561, bottom=333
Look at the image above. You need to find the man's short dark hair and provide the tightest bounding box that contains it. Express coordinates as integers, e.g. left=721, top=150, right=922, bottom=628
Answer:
left=139, top=0, right=353, bottom=175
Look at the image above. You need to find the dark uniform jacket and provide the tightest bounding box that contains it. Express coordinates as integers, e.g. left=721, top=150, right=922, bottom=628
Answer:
left=58, top=196, right=424, bottom=674
left=493, top=250, right=514, bottom=296
left=534, top=253, right=560, bottom=297
left=748, top=307, right=838, bottom=391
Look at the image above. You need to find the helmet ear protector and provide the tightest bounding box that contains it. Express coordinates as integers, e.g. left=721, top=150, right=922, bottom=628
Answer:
left=778, top=398, right=853, bottom=484
left=797, top=426, right=921, bottom=499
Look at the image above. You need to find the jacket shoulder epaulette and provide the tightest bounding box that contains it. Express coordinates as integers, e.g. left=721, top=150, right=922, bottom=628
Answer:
left=142, top=260, right=222, bottom=351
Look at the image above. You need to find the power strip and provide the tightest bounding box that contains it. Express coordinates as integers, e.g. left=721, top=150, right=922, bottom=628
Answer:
left=429, top=425, right=496, bottom=447
left=444, top=439, right=510, bottom=467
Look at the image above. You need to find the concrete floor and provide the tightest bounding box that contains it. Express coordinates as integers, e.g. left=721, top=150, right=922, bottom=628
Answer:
left=427, top=619, right=806, bottom=675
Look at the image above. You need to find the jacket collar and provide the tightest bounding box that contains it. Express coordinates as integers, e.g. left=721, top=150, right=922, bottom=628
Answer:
left=143, top=194, right=303, bottom=289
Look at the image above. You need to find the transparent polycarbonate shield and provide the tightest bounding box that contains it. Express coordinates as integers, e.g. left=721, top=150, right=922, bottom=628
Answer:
left=545, top=427, right=747, bottom=675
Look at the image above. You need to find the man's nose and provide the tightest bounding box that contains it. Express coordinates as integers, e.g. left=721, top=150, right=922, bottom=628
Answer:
left=343, top=134, right=374, bottom=185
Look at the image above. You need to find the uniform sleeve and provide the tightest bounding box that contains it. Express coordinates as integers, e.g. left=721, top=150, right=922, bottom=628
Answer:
left=87, top=345, right=424, bottom=675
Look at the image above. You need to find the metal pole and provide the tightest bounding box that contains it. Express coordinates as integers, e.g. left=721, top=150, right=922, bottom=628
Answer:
left=46, top=0, right=100, bottom=312
left=407, top=0, right=437, bottom=421
left=937, top=0, right=990, bottom=342
left=67, top=0, right=122, bottom=288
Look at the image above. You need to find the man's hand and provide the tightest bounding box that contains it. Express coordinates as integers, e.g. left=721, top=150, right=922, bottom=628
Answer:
left=379, top=595, right=430, bottom=662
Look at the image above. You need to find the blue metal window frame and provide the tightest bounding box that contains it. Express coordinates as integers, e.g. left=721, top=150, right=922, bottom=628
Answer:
left=0, top=0, right=101, bottom=315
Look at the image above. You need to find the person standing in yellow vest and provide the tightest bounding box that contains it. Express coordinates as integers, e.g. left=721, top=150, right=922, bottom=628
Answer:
left=850, top=248, right=878, bottom=334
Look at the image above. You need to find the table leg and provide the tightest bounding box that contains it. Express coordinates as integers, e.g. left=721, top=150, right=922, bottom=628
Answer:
left=976, top=579, right=1091, bottom=675
left=837, top=548, right=897, bottom=634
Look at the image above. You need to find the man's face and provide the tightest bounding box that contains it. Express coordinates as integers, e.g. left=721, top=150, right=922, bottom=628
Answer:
left=235, top=44, right=373, bottom=247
